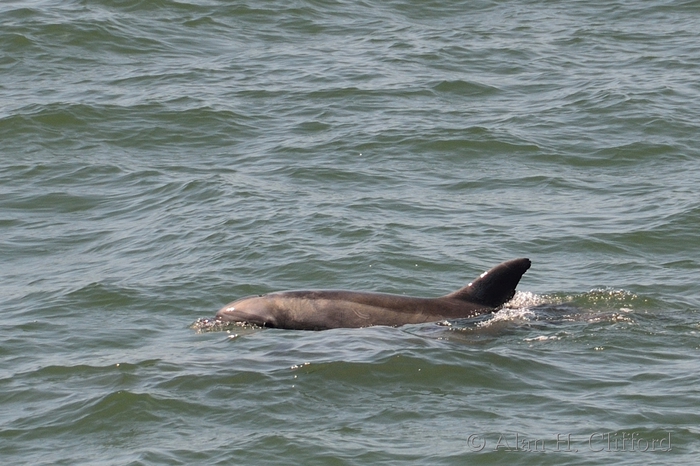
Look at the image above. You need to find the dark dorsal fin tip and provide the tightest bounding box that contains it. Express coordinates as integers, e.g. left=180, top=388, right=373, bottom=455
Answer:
left=445, top=258, right=531, bottom=308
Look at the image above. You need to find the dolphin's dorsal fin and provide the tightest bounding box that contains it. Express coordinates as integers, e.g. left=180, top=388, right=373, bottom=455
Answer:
left=444, top=258, right=531, bottom=307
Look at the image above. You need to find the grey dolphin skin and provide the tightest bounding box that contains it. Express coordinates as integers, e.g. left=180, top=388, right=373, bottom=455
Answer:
left=215, top=258, right=531, bottom=330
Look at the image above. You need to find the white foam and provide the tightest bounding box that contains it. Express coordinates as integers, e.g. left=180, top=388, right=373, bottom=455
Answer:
left=524, top=335, right=561, bottom=342
left=503, top=291, right=547, bottom=308
left=472, top=291, right=543, bottom=328
left=476, top=307, right=537, bottom=328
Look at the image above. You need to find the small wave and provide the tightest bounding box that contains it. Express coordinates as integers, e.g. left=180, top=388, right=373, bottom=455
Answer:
left=479, top=307, right=538, bottom=327
left=523, top=334, right=562, bottom=342
left=431, top=79, right=500, bottom=96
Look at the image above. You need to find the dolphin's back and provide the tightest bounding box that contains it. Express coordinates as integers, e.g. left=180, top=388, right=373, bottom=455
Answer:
left=215, top=258, right=531, bottom=330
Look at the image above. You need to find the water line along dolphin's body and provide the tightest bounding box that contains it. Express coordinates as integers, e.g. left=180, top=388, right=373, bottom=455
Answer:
left=215, top=258, right=531, bottom=330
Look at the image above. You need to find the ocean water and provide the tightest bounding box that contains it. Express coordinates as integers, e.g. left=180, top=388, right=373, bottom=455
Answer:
left=2, top=0, right=700, bottom=464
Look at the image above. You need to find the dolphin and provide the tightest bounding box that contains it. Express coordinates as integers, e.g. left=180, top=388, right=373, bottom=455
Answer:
left=215, top=258, right=531, bottom=330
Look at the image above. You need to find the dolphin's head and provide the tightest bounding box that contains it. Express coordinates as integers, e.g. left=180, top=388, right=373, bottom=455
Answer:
left=215, top=295, right=279, bottom=327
